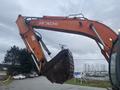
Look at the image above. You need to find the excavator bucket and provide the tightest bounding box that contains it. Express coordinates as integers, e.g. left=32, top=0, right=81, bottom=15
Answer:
left=42, top=49, right=74, bottom=84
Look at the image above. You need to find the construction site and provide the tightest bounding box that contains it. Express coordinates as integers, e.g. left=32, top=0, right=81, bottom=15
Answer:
left=0, top=0, right=120, bottom=90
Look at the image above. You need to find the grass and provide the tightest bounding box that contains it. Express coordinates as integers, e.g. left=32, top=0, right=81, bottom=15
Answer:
left=0, top=76, right=111, bottom=88
left=0, top=76, right=13, bottom=86
left=65, top=78, right=111, bottom=88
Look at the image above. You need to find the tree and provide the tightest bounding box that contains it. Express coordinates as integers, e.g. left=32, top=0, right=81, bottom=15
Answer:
left=4, top=45, right=34, bottom=75
left=19, top=49, right=33, bottom=73
left=4, top=45, right=20, bottom=65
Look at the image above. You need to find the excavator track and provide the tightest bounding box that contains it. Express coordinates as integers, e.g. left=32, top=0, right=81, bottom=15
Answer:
left=42, top=49, right=74, bottom=84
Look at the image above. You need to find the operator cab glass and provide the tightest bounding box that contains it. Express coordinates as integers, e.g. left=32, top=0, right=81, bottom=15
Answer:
left=110, top=36, right=120, bottom=89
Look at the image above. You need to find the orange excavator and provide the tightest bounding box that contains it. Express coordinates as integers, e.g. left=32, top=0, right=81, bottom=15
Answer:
left=16, top=14, right=120, bottom=90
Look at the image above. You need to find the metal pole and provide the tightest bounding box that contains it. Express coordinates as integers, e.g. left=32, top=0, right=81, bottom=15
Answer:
left=91, top=25, right=106, bottom=46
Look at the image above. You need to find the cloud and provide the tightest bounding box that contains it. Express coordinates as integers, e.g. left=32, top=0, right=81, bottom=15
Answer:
left=0, top=0, right=120, bottom=64
left=0, top=0, right=22, bottom=27
left=59, top=0, right=120, bottom=30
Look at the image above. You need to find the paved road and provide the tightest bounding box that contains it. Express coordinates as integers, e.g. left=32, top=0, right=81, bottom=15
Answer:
left=0, top=76, right=107, bottom=90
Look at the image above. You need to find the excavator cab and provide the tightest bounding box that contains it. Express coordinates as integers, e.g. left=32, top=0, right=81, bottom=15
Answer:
left=109, top=33, right=120, bottom=90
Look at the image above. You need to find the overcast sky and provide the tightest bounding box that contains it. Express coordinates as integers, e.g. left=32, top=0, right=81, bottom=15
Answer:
left=0, top=0, right=120, bottom=71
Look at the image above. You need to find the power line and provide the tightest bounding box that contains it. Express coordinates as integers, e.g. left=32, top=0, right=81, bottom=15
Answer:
left=74, top=59, right=105, bottom=60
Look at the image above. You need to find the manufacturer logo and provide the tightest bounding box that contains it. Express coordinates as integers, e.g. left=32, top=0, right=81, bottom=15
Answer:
left=39, top=21, right=58, bottom=26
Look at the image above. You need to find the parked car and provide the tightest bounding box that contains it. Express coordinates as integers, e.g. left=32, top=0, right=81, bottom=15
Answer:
left=13, top=74, right=26, bottom=80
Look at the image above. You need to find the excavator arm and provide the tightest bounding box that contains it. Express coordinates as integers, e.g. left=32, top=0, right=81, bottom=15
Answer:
left=16, top=15, right=119, bottom=89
